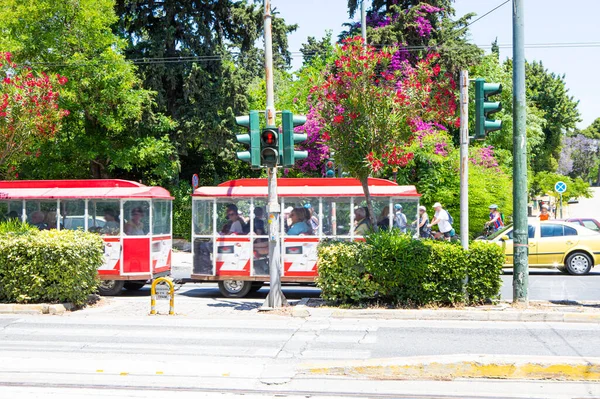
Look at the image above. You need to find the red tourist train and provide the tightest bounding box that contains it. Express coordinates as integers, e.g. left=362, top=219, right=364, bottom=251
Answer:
left=0, top=179, right=173, bottom=295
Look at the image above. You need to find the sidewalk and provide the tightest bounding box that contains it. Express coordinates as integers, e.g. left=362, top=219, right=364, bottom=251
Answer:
left=291, top=300, right=600, bottom=323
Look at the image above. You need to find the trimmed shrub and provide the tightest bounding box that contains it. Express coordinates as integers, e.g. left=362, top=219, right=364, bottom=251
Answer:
left=317, top=231, right=504, bottom=306
left=0, top=219, right=37, bottom=235
left=0, top=229, right=104, bottom=305
left=316, top=241, right=379, bottom=303
left=467, top=240, right=505, bottom=303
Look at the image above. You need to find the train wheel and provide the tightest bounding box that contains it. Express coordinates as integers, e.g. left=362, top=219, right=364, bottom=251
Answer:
left=124, top=281, right=147, bottom=291
left=98, top=280, right=125, bottom=296
left=218, top=280, right=252, bottom=298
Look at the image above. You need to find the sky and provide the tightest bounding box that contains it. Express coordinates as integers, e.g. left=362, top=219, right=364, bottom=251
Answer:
left=274, top=0, right=599, bottom=129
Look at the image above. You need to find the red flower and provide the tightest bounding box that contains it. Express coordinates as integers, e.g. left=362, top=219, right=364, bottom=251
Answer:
left=333, top=115, right=344, bottom=124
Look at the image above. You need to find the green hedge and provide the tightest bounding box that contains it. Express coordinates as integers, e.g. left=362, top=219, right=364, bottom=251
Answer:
left=0, top=229, right=104, bottom=305
left=317, top=231, right=504, bottom=306
left=466, top=240, right=505, bottom=304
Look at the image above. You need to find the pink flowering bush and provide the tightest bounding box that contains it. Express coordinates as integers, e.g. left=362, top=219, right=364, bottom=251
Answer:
left=310, top=36, right=458, bottom=224
left=0, top=52, right=68, bottom=178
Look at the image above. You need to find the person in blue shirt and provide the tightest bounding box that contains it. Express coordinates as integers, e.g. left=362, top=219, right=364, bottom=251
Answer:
left=287, top=208, right=311, bottom=235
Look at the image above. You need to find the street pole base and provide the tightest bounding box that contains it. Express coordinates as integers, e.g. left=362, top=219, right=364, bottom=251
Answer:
left=262, top=288, right=288, bottom=309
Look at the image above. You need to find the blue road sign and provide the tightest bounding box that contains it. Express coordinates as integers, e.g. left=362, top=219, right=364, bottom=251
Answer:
left=192, top=174, right=199, bottom=189
left=554, top=181, right=567, bottom=194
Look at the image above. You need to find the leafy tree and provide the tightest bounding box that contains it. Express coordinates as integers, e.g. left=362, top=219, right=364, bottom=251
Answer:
left=342, top=1, right=482, bottom=74
left=300, top=31, right=335, bottom=67
left=312, top=37, right=458, bottom=226
left=114, top=0, right=297, bottom=186
left=582, top=117, right=600, bottom=140
left=0, top=53, right=69, bottom=178
left=558, top=134, right=599, bottom=183
left=531, top=171, right=591, bottom=202
left=526, top=61, right=581, bottom=172
left=0, top=0, right=176, bottom=182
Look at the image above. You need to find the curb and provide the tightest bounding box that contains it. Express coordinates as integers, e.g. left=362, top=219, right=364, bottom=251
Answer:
left=299, top=354, right=600, bottom=381
left=0, top=302, right=74, bottom=315
left=290, top=306, right=600, bottom=323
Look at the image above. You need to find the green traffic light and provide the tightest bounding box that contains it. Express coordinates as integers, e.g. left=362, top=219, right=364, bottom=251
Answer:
left=475, top=78, right=503, bottom=140
left=281, top=110, right=308, bottom=167
left=234, top=111, right=261, bottom=168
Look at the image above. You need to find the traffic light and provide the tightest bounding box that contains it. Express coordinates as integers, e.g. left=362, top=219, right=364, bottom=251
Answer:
left=475, top=78, right=503, bottom=140
left=235, top=110, right=260, bottom=168
left=325, top=159, right=335, bottom=178
left=281, top=110, right=308, bottom=167
left=261, top=127, right=279, bottom=167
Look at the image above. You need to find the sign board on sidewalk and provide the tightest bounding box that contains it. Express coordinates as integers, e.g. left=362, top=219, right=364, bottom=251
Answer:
left=155, top=283, right=170, bottom=300
left=555, top=181, right=567, bottom=194
left=192, top=174, right=199, bottom=190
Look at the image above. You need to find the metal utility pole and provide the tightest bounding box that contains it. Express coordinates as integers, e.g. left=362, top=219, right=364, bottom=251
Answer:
left=361, top=0, right=367, bottom=46
left=262, top=0, right=286, bottom=308
left=459, top=70, right=469, bottom=251
left=512, top=0, right=529, bottom=304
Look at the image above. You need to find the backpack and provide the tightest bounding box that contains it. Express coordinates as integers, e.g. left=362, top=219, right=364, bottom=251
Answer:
left=447, top=211, right=454, bottom=225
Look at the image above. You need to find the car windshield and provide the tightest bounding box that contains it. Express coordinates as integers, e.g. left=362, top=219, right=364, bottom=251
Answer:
left=487, top=224, right=512, bottom=240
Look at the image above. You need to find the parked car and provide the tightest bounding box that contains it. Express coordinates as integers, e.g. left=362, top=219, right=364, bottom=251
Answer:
left=561, top=218, right=600, bottom=233
left=483, top=221, right=600, bottom=275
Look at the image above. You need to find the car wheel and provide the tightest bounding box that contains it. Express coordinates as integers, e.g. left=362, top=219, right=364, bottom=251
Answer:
left=98, top=280, right=125, bottom=296
left=218, top=280, right=252, bottom=298
left=565, top=252, right=592, bottom=275
left=124, top=281, right=147, bottom=291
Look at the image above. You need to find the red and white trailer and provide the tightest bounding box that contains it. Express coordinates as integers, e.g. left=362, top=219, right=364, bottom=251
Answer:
left=0, top=179, right=173, bottom=295
left=191, top=177, right=420, bottom=297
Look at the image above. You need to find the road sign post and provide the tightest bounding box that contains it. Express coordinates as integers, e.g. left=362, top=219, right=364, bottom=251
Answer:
left=555, top=181, right=567, bottom=219
left=150, top=277, right=174, bottom=315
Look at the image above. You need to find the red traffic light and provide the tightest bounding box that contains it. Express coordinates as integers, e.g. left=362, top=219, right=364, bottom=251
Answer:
left=262, top=130, right=277, bottom=146
left=326, top=161, right=334, bottom=169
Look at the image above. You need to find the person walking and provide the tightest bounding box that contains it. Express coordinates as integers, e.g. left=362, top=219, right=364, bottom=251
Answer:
left=428, top=202, right=453, bottom=241
left=539, top=204, right=551, bottom=221
left=412, top=205, right=430, bottom=238
left=485, top=204, right=504, bottom=232
left=394, top=204, right=408, bottom=233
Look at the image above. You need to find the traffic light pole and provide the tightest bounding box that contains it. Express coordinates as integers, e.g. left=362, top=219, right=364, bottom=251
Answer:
left=512, top=0, right=529, bottom=304
left=262, top=0, right=286, bottom=308
left=459, top=70, right=469, bottom=251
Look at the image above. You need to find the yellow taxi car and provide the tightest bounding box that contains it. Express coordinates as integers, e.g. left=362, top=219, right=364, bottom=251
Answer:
left=486, top=220, right=600, bottom=275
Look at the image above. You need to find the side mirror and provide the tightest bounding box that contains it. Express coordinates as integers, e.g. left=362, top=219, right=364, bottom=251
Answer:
left=500, top=235, right=509, bottom=242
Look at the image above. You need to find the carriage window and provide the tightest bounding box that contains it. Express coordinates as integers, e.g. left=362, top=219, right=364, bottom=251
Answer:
left=25, top=200, right=57, bottom=230
left=152, top=200, right=171, bottom=235
left=123, top=201, right=150, bottom=236
left=60, top=200, right=85, bottom=231
left=89, top=200, right=121, bottom=235
left=354, top=198, right=392, bottom=232
left=0, top=201, right=23, bottom=222
left=216, top=199, right=250, bottom=236
left=252, top=199, right=268, bottom=236
left=321, top=198, right=351, bottom=237
left=193, top=200, right=213, bottom=236
left=284, top=198, right=318, bottom=236
left=392, top=198, right=418, bottom=232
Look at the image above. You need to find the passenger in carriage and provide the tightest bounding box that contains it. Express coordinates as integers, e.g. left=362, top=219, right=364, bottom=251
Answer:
left=253, top=207, right=266, bottom=235
left=224, top=204, right=246, bottom=235
left=304, top=203, right=319, bottom=232
left=354, top=207, right=372, bottom=236
left=45, top=211, right=60, bottom=230
left=124, top=207, right=146, bottom=235
left=30, top=211, right=48, bottom=230
left=287, top=208, right=311, bottom=236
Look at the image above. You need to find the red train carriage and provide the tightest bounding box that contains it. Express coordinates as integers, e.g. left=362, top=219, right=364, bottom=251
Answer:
left=191, top=177, right=420, bottom=297
left=0, top=180, right=173, bottom=295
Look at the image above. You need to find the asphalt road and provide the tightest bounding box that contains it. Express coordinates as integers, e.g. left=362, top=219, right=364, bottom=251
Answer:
left=1, top=310, right=600, bottom=399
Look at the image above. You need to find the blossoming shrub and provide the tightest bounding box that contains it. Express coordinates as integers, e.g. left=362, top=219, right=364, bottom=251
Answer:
left=317, top=231, right=505, bottom=306
left=0, top=229, right=103, bottom=305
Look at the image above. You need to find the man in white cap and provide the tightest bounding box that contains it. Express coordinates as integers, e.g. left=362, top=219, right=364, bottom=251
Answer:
left=428, top=202, right=453, bottom=240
